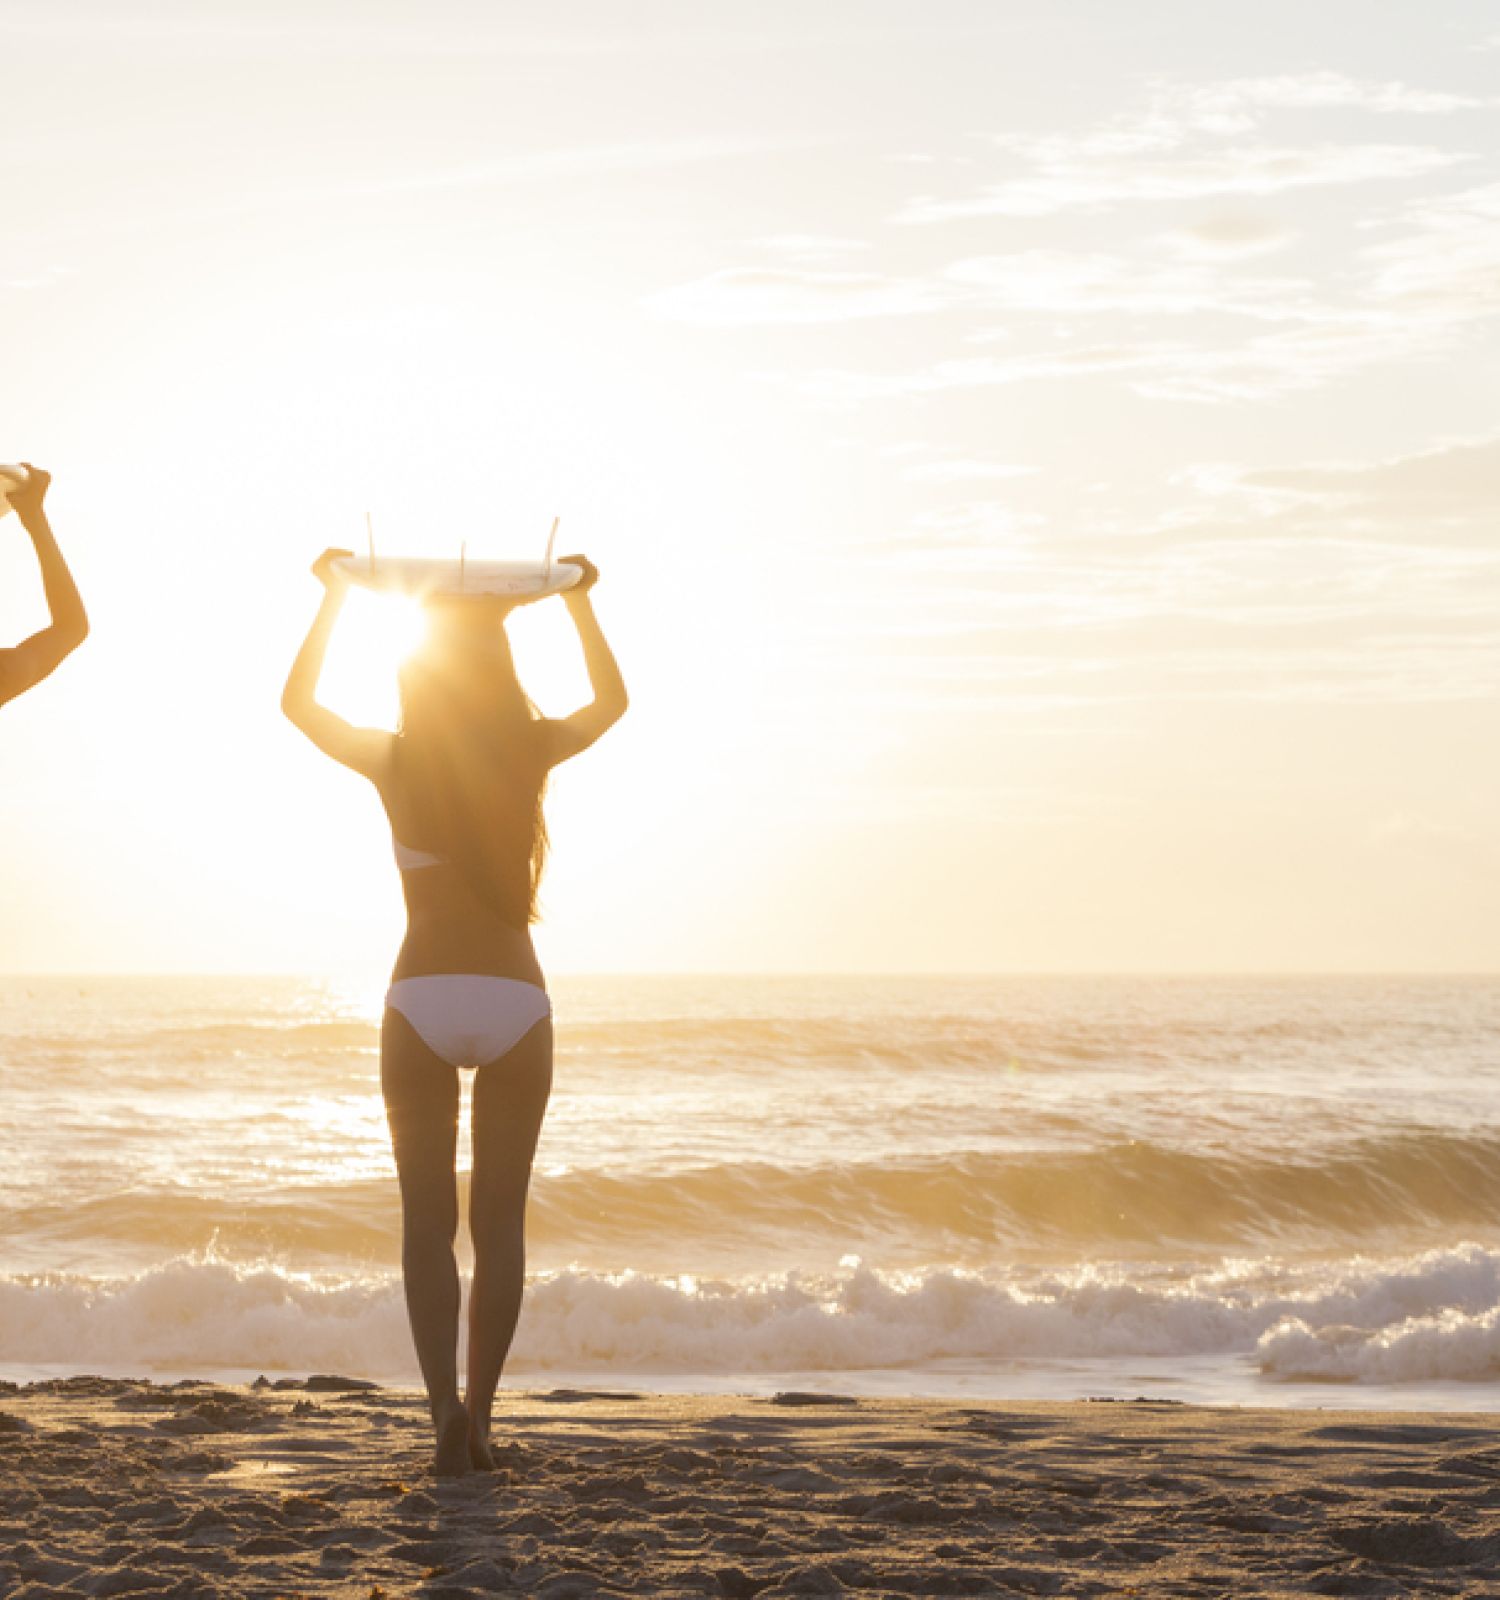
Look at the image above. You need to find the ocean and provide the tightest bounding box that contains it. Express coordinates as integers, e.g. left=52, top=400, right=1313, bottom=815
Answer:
left=1, top=974, right=1497, bottom=1409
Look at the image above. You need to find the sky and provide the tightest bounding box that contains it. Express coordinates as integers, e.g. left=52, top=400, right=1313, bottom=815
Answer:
left=1, top=0, right=1497, bottom=975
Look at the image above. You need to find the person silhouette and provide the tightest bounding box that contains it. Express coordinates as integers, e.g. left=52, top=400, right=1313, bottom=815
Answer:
left=282, top=548, right=627, bottom=1475
left=0, top=466, right=88, bottom=709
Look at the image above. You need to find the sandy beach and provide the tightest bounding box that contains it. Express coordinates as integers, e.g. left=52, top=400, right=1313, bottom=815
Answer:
left=1, top=1379, right=1497, bottom=1597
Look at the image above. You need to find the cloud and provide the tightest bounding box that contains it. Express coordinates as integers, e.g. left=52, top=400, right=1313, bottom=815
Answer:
left=654, top=77, right=1496, bottom=413
left=792, top=186, right=1500, bottom=403
left=1123, top=319, right=1427, bottom=402
left=896, top=143, right=1468, bottom=222
left=834, top=421, right=1500, bottom=708
left=802, top=431, right=1500, bottom=706
left=1164, top=212, right=1292, bottom=261
left=1240, top=434, right=1500, bottom=514
left=801, top=346, right=1182, bottom=401
left=1, top=267, right=71, bottom=291
left=333, top=139, right=773, bottom=201
left=802, top=317, right=1425, bottom=404
left=648, top=267, right=948, bottom=325
left=899, top=460, right=1037, bottom=485
left=1177, top=72, right=1489, bottom=126
left=896, top=72, right=1484, bottom=223
left=0, top=4, right=646, bottom=58
left=747, top=235, right=873, bottom=263
left=654, top=248, right=1322, bottom=328
left=1361, top=182, right=1500, bottom=317
left=162, top=137, right=781, bottom=235
left=940, top=250, right=1314, bottom=319
left=1159, top=435, right=1500, bottom=557
left=821, top=523, right=1500, bottom=706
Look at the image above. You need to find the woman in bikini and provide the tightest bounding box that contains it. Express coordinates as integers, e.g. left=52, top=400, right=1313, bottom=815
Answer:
left=282, top=547, right=626, bottom=1475
left=1, top=465, right=88, bottom=709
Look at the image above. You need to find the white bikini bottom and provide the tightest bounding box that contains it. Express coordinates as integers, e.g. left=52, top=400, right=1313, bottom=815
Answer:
left=385, top=975, right=552, bottom=1068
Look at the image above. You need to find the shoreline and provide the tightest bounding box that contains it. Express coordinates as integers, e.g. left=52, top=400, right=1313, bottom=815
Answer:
left=4, top=1377, right=1499, bottom=1596
left=6, top=1356, right=1499, bottom=1417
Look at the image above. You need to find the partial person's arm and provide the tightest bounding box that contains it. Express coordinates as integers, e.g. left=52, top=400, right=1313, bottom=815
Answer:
left=544, top=555, right=628, bottom=765
left=0, top=465, right=89, bottom=709
left=281, top=548, right=392, bottom=781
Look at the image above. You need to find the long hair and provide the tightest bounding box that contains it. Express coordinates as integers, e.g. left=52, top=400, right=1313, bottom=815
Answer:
left=389, top=606, right=549, bottom=925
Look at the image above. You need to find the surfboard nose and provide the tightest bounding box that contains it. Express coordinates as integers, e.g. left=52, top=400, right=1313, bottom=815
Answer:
left=0, top=464, right=30, bottom=517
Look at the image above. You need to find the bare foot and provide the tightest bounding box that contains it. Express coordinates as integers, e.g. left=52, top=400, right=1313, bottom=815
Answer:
left=468, top=1421, right=496, bottom=1472
left=433, top=1402, right=471, bottom=1478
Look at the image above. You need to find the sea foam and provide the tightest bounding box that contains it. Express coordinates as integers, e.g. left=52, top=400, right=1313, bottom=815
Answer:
left=2, top=1245, right=1496, bottom=1385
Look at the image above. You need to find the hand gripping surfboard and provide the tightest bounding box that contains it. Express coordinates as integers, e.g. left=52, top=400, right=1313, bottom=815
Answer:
left=0, top=465, right=30, bottom=518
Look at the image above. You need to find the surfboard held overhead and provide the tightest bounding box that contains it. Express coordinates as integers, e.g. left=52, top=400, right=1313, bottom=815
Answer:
left=333, top=554, right=583, bottom=603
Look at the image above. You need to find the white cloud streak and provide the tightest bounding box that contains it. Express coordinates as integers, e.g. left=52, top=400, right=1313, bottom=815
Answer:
left=647, top=268, right=948, bottom=325
left=818, top=426, right=1500, bottom=708
left=1362, top=182, right=1500, bottom=315
left=652, top=250, right=1326, bottom=327
left=771, top=180, right=1500, bottom=404
left=900, top=460, right=1037, bottom=485
left=1230, top=433, right=1500, bottom=519
left=896, top=71, right=1485, bottom=223
left=800, top=319, right=1429, bottom=404
left=1177, top=72, right=1490, bottom=124
left=897, top=143, right=1468, bottom=223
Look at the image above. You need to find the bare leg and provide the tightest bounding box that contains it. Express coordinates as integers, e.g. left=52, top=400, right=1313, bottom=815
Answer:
left=465, top=1017, right=553, bottom=1467
left=381, top=1007, right=470, bottom=1477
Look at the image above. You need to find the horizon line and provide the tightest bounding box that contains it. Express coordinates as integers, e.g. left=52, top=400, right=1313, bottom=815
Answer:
left=2, top=969, right=1497, bottom=982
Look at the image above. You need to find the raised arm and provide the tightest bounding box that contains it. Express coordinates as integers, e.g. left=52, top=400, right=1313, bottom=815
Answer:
left=0, top=465, right=89, bottom=710
left=544, top=555, right=628, bottom=765
left=281, top=548, right=392, bottom=781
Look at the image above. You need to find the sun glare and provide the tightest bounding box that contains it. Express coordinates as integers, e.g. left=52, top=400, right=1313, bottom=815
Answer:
left=504, top=602, right=594, bottom=719
left=319, top=591, right=427, bottom=731
left=316, top=590, right=595, bottom=734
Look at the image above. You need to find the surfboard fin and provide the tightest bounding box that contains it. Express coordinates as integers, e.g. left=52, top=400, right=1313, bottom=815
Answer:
left=544, top=516, right=560, bottom=583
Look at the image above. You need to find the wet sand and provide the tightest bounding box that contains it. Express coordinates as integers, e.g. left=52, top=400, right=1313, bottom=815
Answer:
left=2, top=1377, right=1499, bottom=1596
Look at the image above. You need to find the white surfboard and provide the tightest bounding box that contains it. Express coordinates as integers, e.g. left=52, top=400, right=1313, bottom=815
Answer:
left=0, top=465, right=28, bottom=519
left=334, top=554, right=583, bottom=602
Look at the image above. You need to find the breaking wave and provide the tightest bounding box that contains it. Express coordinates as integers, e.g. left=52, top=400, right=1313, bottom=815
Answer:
left=2, top=1245, right=1495, bottom=1386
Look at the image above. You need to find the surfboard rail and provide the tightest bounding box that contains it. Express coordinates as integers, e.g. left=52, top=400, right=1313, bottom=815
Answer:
left=332, top=554, right=583, bottom=602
